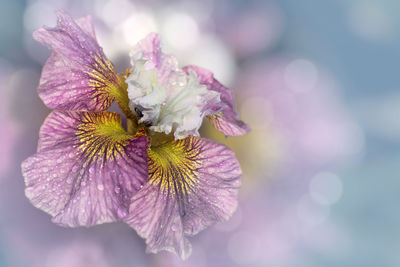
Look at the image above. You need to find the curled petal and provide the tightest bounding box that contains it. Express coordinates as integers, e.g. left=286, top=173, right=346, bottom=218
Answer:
left=22, top=111, right=149, bottom=227
left=129, top=32, right=179, bottom=84
left=127, top=34, right=223, bottom=139
left=33, top=11, right=124, bottom=111
left=129, top=32, right=161, bottom=68
left=75, top=15, right=96, bottom=39
left=208, top=112, right=250, bottom=137
left=124, top=136, right=241, bottom=259
left=183, top=65, right=250, bottom=136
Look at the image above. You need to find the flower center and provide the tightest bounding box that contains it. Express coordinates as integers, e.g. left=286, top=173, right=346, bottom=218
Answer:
left=126, top=56, right=222, bottom=140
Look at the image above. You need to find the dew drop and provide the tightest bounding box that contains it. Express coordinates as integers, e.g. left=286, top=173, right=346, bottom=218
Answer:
left=117, top=208, right=127, bottom=218
left=97, top=184, right=104, bottom=191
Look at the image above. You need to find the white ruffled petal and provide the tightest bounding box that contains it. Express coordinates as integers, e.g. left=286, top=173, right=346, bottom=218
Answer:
left=126, top=35, right=223, bottom=139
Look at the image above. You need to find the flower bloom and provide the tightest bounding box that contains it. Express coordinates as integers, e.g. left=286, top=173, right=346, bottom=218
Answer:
left=22, top=11, right=249, bottom=259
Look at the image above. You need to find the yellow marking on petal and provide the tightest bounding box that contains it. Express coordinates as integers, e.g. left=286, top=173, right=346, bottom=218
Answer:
left=85, top=55, right=117, bottom=109
left=86, top=55, right=134, bottom=118
left=148, top=136, right=201, bottom=195
left=75, top=112, right=132, bottom=163
left=207, top=112, right=223, bottom=128
left=111, top=73, right=135, bottom=119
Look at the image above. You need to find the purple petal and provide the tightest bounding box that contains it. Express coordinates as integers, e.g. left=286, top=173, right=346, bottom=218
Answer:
left=129, top=32, right=162, bottom=67
left=33, top=11, right=123, bottom=111
left=129, top=33, right=180, bottom=84
left=124, top=136, right=241, bottom=259
left=22, top=111, right=149, bottom=227
left=183, top=65, right=250, bottom=136
left=208, top=112, right=250, bottom=137
left=75, top=15, right=96, bottom=39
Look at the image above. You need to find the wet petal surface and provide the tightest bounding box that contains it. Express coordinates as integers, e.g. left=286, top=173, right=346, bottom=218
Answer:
left=33, top=11, right=124, bottom=111
left=22, top=111, right=149, bottom=227
left=183, top=65, right=250, bottom=136
left=125, top=136, right=241, bottom=259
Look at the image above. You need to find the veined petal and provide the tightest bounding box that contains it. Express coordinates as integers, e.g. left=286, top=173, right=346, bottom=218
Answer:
left=129, top=32, right=161, bottom=68
left=75, top=15, right=96, bottom=39
left=129, top=32, right=179, bottom=84
left=183, top=65, right=250, bottom=136
left=22, top=111, right=149, bottom=227
left=124, top=136, right=241, bottom=259
left=33, top=11, right=125, bottom=112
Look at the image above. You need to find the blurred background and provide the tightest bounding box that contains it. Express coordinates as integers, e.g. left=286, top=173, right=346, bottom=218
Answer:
left=0, top=0, right=399, bottom=266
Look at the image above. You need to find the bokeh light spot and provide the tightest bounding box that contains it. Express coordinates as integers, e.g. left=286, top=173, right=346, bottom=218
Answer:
left=348, top=2, right=393, bottom=42
left=284, top=59, right=318, bottom=93
left=227, top=231, right=261, bottom=265
left=297, top=195, right=330, bottom=226
left=182, top=36, right=236, bottom=85
left=163, top=13, right=199, bottom=49
left=309, top=172, right=343, bottom=206
left=240, top=96, right=274, bottom=129
left=23, top=1, right=56, bottom=33
left=120, top=13, right=157, bottom=46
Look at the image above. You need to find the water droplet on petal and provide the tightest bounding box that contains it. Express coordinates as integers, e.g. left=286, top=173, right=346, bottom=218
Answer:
left=97, top=184, right=104, bottom=191
left=117, top=208, right=127, bottom=218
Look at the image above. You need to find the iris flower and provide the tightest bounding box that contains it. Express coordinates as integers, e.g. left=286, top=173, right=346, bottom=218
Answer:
left=21, top=11, right=249, bottom=259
